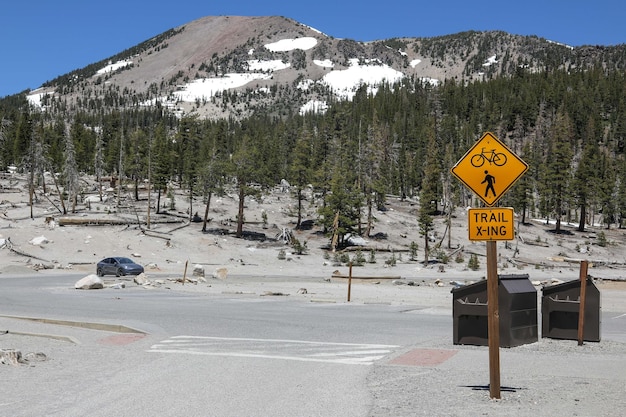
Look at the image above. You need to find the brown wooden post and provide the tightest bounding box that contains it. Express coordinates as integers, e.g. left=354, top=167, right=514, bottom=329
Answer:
left=486, top=240, right=501, bottom=399
left=578, top=260, right=589, bottom=346
left=347, top=262, right=352, bottom=302
left=182, top=260, right=188, bottom=286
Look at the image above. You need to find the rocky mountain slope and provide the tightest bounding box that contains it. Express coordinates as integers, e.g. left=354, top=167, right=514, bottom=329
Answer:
left=24, top=15, right=626, bottom=120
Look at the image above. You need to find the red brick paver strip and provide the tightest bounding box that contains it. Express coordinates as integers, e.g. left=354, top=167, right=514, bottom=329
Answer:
left=389, top=348, right=457, bottom=366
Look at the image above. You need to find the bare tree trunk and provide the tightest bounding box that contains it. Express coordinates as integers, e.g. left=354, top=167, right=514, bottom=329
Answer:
left=202, top=191, right=212, bottom=232
left=296, top=187, right=302, bottom=229
left=51, top=173, right=67, bottom=215
left=236, top=184, right=245, bottom=238
left=29, top=168, right=34, bottom=219
left=578, top=203, right=586, bottom=232
left=188, top=184, right=193, bottom=222
left=364, top=192, right=373, bottom=237
left=156, top=188, right=162, bottom=214
left=446, top=207, right=452, bottom=249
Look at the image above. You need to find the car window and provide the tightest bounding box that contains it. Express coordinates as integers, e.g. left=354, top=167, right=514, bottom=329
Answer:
left=119, top=258, right=132, bottom=264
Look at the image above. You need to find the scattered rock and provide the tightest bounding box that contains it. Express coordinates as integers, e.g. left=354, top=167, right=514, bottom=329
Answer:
left=134, top=273, right=149, bottom=285
left=0, top=349, right=24, bottom=366
left=23, top=352, right=47, bottom=362
left=0, top=349, right=48, bottom=366
left=75, top=274, right=104, bottom=289
left=213, top=267, right=228, bottom=280
left=29, top=235, right=49, bottom=245
left=261, top=291, right=288, bottom=296
left=297, top=288, right=307, bottom=294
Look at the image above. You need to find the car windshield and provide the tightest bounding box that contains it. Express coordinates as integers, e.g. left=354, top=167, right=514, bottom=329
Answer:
left=118, top=258, right=134, bottom=264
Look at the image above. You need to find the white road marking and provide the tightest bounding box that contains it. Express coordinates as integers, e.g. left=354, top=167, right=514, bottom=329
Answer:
left=148, top=336, right=398, bottom=365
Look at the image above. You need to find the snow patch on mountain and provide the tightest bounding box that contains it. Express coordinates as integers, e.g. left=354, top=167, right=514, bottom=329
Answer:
left=264, top=37, right=318, bottom=52
left=96, top=59, right=133, bottom=75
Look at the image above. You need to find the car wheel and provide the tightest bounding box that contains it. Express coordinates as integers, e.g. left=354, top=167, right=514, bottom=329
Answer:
left=97, top=268, right=104, bottom=277
left=117, top=268, right=125, bottom=277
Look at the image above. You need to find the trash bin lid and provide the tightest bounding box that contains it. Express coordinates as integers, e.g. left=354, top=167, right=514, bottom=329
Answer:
left=499, top=274, right=535, bottom=294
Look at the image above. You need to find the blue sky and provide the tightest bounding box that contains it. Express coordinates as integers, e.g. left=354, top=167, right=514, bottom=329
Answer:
left=1, top=0, right=624, bottom=98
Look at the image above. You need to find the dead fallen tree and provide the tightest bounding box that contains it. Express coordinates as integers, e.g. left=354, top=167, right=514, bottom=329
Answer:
left=58, top=217, right=184, bottom=227
left=3, top=238, right=51, bottom=263
left=340, top=246, right=409, bottom=253
left=331, top=270, right=401, bottom=282
left=548, top=256, right=626, bottom=268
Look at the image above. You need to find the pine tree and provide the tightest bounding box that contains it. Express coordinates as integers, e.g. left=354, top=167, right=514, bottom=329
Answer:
left=231, top=133, right=264, bottom=238
left=418, top=124, right=440, bottom=264
left=543, top=106, right=574, bottom=233
left=64, top=121, right=80, bottom=213
left=289, top=125, right=314, bottom=229
left=573, top=139, right=599, bottom=231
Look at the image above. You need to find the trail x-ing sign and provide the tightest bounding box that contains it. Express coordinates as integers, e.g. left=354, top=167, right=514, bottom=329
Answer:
left=468, top=208, right=514, bottom=241
left=451, top=132, right=528, bottom=206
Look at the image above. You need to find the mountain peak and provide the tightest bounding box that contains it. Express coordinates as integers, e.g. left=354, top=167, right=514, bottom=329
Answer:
left=24, top=15, right=625, bottom=120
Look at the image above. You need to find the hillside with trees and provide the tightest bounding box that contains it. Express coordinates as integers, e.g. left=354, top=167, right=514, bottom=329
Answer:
left=1, top=25, right=626, bottom=251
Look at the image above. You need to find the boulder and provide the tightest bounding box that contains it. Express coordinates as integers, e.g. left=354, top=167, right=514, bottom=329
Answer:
left=29, top=236, right=49, bottom=245
left=213, top=267, right=228, bottom=280
left=84, top=195, right=108, bottom=203
left=75, top=274, right=104, bottom=290
left=134, top=273, right=149, bottom=285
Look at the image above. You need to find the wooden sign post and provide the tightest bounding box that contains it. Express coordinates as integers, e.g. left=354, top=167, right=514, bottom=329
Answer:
left=486, top=240, right=500, bottom=398
left=578, top=260, right=589, bottom=346
left=451, top=132, right=528, bottom=399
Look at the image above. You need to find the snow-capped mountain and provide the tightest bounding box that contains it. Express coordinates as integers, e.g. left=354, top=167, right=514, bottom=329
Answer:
left=24, top=15, right=626, bottom=120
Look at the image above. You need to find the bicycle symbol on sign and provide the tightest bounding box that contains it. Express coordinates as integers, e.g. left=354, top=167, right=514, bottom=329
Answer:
left=470, top=147, right=507, bottom=167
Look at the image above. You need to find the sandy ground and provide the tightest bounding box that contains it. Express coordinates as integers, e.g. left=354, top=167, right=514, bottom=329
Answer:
left=2, top=172, right=626, bottom=289
left=2, top=172, right=626, bottom=315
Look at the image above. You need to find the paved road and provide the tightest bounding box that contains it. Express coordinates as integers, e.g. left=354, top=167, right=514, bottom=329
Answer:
left=0, top=273, right=449, bottom=417
left=1, top=273, right=626, bottom=417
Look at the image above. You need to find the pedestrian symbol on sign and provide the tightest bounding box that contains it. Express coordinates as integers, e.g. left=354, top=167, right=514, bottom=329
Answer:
left=482, top=170, right=496, bottom=198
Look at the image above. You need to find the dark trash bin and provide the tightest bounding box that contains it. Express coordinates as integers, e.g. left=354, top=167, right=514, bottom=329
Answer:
left=451, top=274, right=538, bottom=347
left=541, top=277, right=600, bottom=342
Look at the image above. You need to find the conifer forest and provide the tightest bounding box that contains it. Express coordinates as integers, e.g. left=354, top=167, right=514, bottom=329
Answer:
left=1, top=65, right=626, bottom=246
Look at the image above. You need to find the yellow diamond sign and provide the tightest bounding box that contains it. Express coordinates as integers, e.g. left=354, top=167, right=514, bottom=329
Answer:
left=451, top=132, right=528, bottom=206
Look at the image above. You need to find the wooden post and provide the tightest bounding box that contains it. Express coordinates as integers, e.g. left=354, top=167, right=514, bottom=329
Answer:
left=486, top=240, right=501, bottom=399
left=182, top=260, right=188, bottom=285
left=347, top=262, right=352, bottom=302
left=578, top=260, right=589, bottom=346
